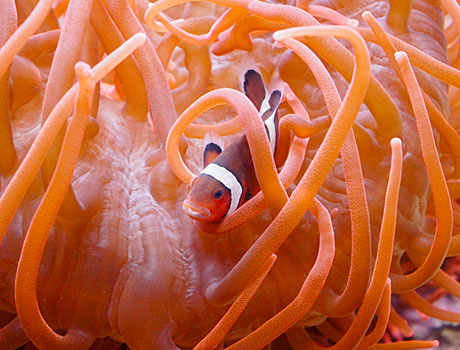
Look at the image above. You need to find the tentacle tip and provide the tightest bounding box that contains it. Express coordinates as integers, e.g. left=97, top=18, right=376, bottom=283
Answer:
left=394, top=51, right=408, bottom=63
left=74, top=62, right=92, bottom=78
left=390, top=137, right=402, bottom=148
left=204, top=282, right=220, bottom=305
left=272, top=31, right=283, bottom=41
left=361, top=10, right=372, bottom=20
left=132, top=32, right=147, bottom=45
left=330, top=207, right=339, bottom=218
left=273, top=40, right=284, bottom=49
left=348, top=19, right=359, bottom=27
left=432, top=340, right=440, bottom=347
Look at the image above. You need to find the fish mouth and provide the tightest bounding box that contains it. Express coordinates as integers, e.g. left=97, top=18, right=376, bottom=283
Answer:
left=183, top=201, right=212, bottom=221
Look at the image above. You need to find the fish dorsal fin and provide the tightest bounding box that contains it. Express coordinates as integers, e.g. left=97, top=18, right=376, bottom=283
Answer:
left=203, top=133, right=223, bottom=168
left=262, top=89, right=283, bottom=155
left=268, top=90, right=282, bottom=111
left=243, top=69, right=267, bottom=112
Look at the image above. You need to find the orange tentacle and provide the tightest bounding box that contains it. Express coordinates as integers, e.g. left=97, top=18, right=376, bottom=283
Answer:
left=39, top=0, right=94, bottom=226
left=386, top=0, right=411, bottom=30
left=172, top=42, right=211, bottom=114
left=276, top=31, right=371, bottom=318
left=0, top=0, right=17, bottom=173
left=369, top=340, right=439, bottom=349
left=106, top=0, right=176, bottom=144
left=303, top=136, right=401, bottom=349
left=441, top=0, right=460, bottom=34
left=409, top=252, right=460, bottom=299
left=388, top=307, right=413, bottom=338
left=390, top=52, right=452, bottom=293
left=211, top=15, right=287, bottom=56
left=145, top=0, right=402, bottom=138
left=0, top=317, right=29, bottom=350
left=0, top=33, right=146, bottom=244
left=90, top=0, right=148, bottom=120
left=17, top=29, right=60, bottom=62
left=0, top=0, right=54, bottom=77
left=315, top=320, right=343, bottom=343
left=325, top=137, right=401, bottom=349
left=185, top=117, right=242, bottom=138
left=307, top=5, right=359, bottom=26
left=357, top=27, right=460, bottom=89
left=226, top=199, right=335, bottom=350
left=401, top=289, right=460, bottom=323
left=280, top=114, right=331, bottom=139
left=355, top=280, right=391, bottom=350
left=15, top=62, right=96, bottom=350
left=166, top=88, right=287, bottom=215
left=197, top=125, right=307, bottom=235
left=155, top=7, right=247, bottom=46
left=204, top=25, right=370, bottom=307
left=362, top=10, right=460, bottom=178
left=193, top=254, right=277, bottom=350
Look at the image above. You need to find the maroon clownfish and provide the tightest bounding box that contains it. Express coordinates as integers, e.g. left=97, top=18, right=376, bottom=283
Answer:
left=183, top=69, right=282, bottom=222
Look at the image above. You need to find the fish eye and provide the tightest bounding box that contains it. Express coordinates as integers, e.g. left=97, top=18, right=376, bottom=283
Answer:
left=213, top=188, right=224, bottom=200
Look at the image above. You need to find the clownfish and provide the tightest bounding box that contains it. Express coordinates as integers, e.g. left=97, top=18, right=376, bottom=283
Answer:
left=183, top=69, right=282, bottom=222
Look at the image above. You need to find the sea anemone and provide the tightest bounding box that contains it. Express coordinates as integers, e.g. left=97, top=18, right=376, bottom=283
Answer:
left=0, top=0, right=459, bottom=349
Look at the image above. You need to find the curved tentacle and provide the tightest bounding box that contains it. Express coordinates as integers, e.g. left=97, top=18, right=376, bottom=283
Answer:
left=90, top=0, right=148, bottom=120
left=328, top=137, right=402, bottom=349
left=441, top=0, right=460, bottom=34
left=173, top=42, right=211, bottom=114
left=15, top=62, right=96, bottom=350
left=356, top=27, right=460, bottom=89
left=401, top=289, right=460, bottom=323
left=39, top=0, right=93, bottom=225
left=225, top=199, right=335, bottom=350
left=0, top=317, right=29, bottom=350
left=0, top=0, right=17, bottom=173
left=106, top=0, right=176, bottom=144
left=275, top=35, right=372, bottom=318
left=386, top=0, right=411, bottom=30
left=166, top=88, right=287, bottom=216
left=355, top=280, right=391, bottom=350
left=204, top=25, right=370, bottom=307
left=17, top=29, right=60, bottom=62
left=145, top=0, right=402, bottom=138
left=211, top=15, right=287, bottom=55
left=389, top=307, right=413, bottom=338
left=0, top=33, right=146, bottom=244
left=156, top=7, right=248, bottom=46
left=0, top=0, right=54, bottom=77
left=389, top=52, right=452, bottom=293
left=296, top=136, right=401, bottom=349
left=362, top=10, right=460, bottom=178
left=369, top=340, right=439, bottom=349
left=193, top=254, right=277, bottom=350
left=196, top=85, right=309, bottom=234
left=306, top=5, right=359, bottom=26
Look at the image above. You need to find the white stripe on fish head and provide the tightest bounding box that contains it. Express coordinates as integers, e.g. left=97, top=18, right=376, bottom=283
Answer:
left=201, top=163, right=243, bottom=216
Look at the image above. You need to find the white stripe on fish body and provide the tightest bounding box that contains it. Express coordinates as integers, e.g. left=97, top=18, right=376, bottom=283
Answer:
left=201, top=163, right=243, bottom=216
left=259, top=88, right=270, bottom=114
left=264, top=111, right=277, bottom=154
